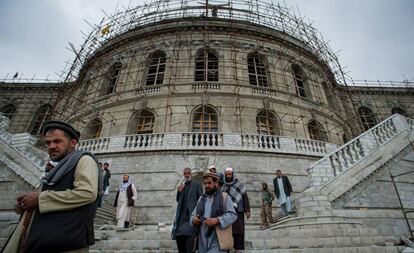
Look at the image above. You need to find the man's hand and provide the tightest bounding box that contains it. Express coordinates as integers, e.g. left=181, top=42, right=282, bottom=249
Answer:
left=204, top=217, right=219, bottom=227
left=245, top=211, right=251, bottom=219
left=193, top=216, right=202, bottom=226
left=14, top=203, right=24, bottom=214
left=17, top=192, right=40, bottom=210
left=178, top=185, right=184, bottom=192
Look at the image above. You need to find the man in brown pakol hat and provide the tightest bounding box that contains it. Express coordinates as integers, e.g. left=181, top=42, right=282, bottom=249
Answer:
left=2, top=120, right=101, bottom=253
left=190, top=172, right=237, bottom=253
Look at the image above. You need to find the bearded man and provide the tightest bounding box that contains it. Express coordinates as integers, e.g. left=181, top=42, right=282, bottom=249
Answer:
left=191, top=172, right=237, bottom=253
left=114, top=174, right=138, bottom=228
left=172, top=167, right=203, bottom=253
left=221, top=167, right=250, bottom=253
left=3, top=120, right=101, bottom=253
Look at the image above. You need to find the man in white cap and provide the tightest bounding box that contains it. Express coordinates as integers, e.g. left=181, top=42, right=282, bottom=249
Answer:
left=114, top=174, right=138, bottom=228
left=221, top=167, right=250, bottom=253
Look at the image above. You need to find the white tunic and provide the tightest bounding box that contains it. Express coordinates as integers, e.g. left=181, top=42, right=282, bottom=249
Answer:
left=116, top=183, right=137, bottom=227
left=277, top=178, right=287, bottom=205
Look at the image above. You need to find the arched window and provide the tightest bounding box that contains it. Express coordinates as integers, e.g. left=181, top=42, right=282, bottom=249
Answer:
left=195, top=49, right=218, bottom=82
left=247, top=53, right=268, bottom=87
left=105, top=62, right=122, bottom=94
left=130, top=110, right=155, bottom=134
left=256, top=110, right=280, bottom=135
left=29, top=104, right=52, bottom=135
left=192, top=106, right=218, bottom=132
left=307, top=120, right=327, bottom=141
left=146, top=51, right=166, bottom=86
left=0, top=104, right=16, bottom=120
left=292, top=65, right=307, bottom=97
left=391, top=107, right=407, bottom=117
left=84, top=118, right=102, bottom=139
left=358, top=107, right=376, bottom=131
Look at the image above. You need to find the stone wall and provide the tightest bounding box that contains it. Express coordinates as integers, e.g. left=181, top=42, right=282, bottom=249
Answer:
left=332, top=145, right=414, bottom=237
left=349, top=86, right=414, bottom=128
left=0, top=83, right=61, bottom=134
left=0, top=161, right=34, bottom=246
left=97, top=151, right=321, bottom=224
left=51, top=19, right=352, bottom=146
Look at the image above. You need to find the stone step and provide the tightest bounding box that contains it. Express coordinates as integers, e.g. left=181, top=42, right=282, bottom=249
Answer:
left=96, top=227, right=380, bottom=241
left=92, top=239, right=177, bottom=250
left=246, top=227, right=380, bottom=239
left=93, top=234, right=396, bottom=250
left=247, top=235, right=396, bottom=249
left=98, top=206, right=115, bottom=215
left=89, top=245, right=404, bottom=253
left=269, top=220, right=364, bottom=230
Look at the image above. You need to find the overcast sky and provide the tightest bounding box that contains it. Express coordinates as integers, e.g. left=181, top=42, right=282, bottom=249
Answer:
left=0, top=0, right=413, bottom=82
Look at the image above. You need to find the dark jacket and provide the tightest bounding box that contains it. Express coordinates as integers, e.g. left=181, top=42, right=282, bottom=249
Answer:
left=232, top=192, right=250, bottom=236
left=103, top=168, right=111, bottom=189
left=235, top=192, right=250, bottom=213
left=24, top=155, right=98, bottom=253
left=172, top=180, right=203, bottom=238
left=273, top=176, right=292, bottom=198
left=114, top=184, right=136, bottom=207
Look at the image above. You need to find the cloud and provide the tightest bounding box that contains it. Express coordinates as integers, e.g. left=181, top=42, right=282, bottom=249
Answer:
left=0, top=0, right=413, bottom=81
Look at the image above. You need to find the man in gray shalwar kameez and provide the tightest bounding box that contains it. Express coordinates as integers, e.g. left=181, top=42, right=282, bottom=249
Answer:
left=191, top=172, right=237, bottom=253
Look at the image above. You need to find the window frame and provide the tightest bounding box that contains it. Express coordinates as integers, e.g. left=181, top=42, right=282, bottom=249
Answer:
left=307, top=120, right=328, bottom=141
left=29, top=104, right=52, bottom=135
left=358, top=107, right=376, bottom=131
left=194, top=49, right=219, bottom=82
left=135, top=110, right=155, bottom=134
left=105, top=62, right=122, bottom=95
left=247, top=53, right=268, bottom=87
left=192, top=106, right=218, bottom=132
left=256, top=110, right=280, bottom=135
left=0, top=104, right=16, bottom=120
left=146, top=51, right=166, bottom=86
left=292, top=65, right=307, bottom=97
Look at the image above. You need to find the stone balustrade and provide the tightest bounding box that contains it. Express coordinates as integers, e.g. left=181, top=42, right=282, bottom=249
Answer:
left=307, top=114, right=413, bottom=189
left=192, top=83, right=221, bottom=90
left=0, top=113, right=47, bottom=168
left=251, top=87, right=276, bottom=96
left=77, top=137, right=111, bottom=151
left=76, top=132, right=337, bottom=156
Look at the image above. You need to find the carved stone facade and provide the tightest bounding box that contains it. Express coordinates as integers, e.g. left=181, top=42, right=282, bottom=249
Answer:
left=0, top=1, right=414, bottom=247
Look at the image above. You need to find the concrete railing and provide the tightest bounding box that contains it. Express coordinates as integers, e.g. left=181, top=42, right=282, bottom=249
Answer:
left=0, top=113, right=47, bottom=168
left=77, top=132, right=337, bottom=156
left=77, top=137, right=111, bottom=151
left=307, top=114, right=413, bottom=189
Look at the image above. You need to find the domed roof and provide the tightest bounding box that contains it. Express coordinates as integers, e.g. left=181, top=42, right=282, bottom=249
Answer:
left=62, top=0, right=345, bottom=84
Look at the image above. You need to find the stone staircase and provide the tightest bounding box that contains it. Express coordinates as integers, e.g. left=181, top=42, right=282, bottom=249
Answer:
left=95, top=199, right=116, bottom=225
left=307, top=114, right=413, bottom=200
left=0, top=114, right=46, bottom=187
left=89, top=191, right=404, bottom=252
left=1, top=113, right=414, bottom=251
left=90, top=223, right=404, bottom=253
left=89, top=114, right=414, bottom=252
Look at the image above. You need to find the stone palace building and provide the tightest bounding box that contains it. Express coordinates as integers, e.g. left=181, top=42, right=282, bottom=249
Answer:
left=1, top=0, right=413, bottom=251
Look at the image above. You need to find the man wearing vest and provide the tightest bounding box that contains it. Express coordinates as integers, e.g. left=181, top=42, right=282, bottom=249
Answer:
left=191, top=172, right=237, bottom=253
left=114, top=174, right=138, bottom=228
left=3, top=120, right=101, bottom=253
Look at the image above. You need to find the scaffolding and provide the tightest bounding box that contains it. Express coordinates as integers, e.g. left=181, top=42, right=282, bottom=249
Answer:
left=0, top=0, right=413, bottom=143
